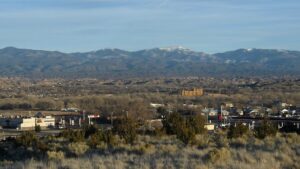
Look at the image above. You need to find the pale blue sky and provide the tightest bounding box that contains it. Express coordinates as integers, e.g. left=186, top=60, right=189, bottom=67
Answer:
left=0, top=0, right=299, bottom=53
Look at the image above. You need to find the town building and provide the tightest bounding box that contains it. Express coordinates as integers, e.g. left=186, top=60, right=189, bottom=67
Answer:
left=0, top=115, right=55, bottom=130
left=181, top=88, right=204, bottom=97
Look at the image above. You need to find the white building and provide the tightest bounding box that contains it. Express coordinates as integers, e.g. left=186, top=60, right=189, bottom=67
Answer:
left=0, top=116, right=55, bottom=130
left=202, top=108, right=218, bottom=116
left=204, top=124, right=215, bottom=131
left=36, top=116, right=55, bottom=128
left=19, top=117, right=36, bottom=129
left=150, top=103, right=164, bottom=108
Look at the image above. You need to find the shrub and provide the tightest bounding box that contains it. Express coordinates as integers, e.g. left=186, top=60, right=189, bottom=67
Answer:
left=162, top=112, right=184, bottom=135
left=47, top=151, right=65, bottom=161
left=284, top=133, right=300, bottom=144
left=18, top=103, right=32, bottom=110
left=35, top=125, right=41, bottom=132
left=68, top=142, right=89, bottom=156
left=177, top=125, right=196, bottom=145
left=102, top=130, right=115, bottom=146
left=149, top=128, right=165, bottom=137
left=15, top=131, right=48, bottom=152
left=187, top=114, right=207, bottom=134
left=158, top=128, right=167, bottom=136
left=207, top=147, right=231, bottom=163
left=214, top=130, right=229, bottom=148
left=113, top=117, right=137, bottom=144
left=227, top=123, right=249, bottom=139
left=84, top=125, right=98, bottom=138
left=195, top=134, right=210, bottom=149
left=139, top=143, right=156, bottom=154
left=35, top=101, right=55, bottom=110
left=255, top=118, right=277, bottom=139
left=0, top=103, right=15, bottom=110
left=230, top=137, right=248, bottom=148
left=61, top=129, right=85, bottom=142
left=163, top=113, right=207, bottom=145
left=159, top=144, right=178, bottom=154
left=89, top=130, right=115, bottom=148
left=16, top=131, right=37, bottom=147
left=35, top=140, right=49, bottom=152
left=157, top=107, right=168, bottom=117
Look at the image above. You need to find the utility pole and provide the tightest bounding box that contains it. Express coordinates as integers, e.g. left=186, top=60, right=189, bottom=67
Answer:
left=207, top=111, right=209, bottom=123
left=111, top=111, right=114, bottom=126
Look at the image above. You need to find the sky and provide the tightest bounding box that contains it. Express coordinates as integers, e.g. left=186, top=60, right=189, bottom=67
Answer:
left=0, top=0, right=299, bottom=53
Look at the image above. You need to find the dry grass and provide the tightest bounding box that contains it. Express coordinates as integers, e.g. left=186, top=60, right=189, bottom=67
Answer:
left=1, top=133, right=299, bottom=169
left=67, top=142, right=89, bottom=156
left=46, top=151, right=65, bottom=161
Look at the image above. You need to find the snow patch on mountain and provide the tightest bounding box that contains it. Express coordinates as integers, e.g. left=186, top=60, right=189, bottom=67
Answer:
left=159, top=46, right=191, bottom=52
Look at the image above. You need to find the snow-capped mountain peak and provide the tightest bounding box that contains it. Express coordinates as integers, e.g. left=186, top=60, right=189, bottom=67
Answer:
left=159, top=46, right=191, bottom=52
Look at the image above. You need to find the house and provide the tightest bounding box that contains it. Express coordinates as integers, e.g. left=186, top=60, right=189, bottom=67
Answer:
left=61, top=107, right=80, bottom=112
left=265, top=108, right=273, bottom=115
left=224, top=102, right=234, bottom=108
left=281, top=109, right=289, bottom=114
left=202, top=108, right=218, bottom=116
left=221, top=110, right=230, bottom=116
left=281, top=103, right=292, bottom=108
left=249, top=109, right=260, bottom=117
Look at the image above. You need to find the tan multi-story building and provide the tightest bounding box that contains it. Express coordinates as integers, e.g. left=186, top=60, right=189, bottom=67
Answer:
left=181, top=88, right=204, bottom=97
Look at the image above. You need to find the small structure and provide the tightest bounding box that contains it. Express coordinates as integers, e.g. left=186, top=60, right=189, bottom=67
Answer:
left=202, top=108, right=218, bottom=116
left=224, top=102, right=234, bottom=108
left=150, top=103, right=164, bottom=108
left=281, top=103, right=292, bottom=108
left=17, top=117, right=36, bottom=129
left=36, top=116, right=55, bottom=129
left=144, top=119, right=163, bottom=130
left=204, top=124, right=215, bottom=131
left=61, top=107, right=80, bottom=112
left=55, top=114, right=82, bottom=128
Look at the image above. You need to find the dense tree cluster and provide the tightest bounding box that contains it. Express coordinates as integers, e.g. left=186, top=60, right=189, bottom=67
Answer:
left=255, top=118, right=277, bottom=139
left=113, top=117, right=137, bottom=144
left=0, top=103, right=32, bottom=110
left=162, top=113, right=207, bottom=144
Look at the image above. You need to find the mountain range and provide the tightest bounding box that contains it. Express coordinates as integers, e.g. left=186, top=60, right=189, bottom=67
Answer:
left=0, top=46, right=299, bottom=78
